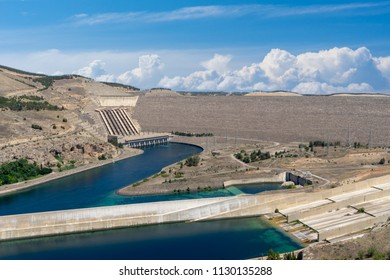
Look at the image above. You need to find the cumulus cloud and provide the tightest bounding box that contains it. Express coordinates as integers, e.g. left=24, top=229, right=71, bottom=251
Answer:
left=117, top=54, right=164, bottom=87
left=292, top=82, right=374, bottom=95
left=201, top=54, right=232, bottom=74
left=159, top=47, right=390, bottom=94
left=376, top=56, right=390, bottom=81
left=75, top=54, right=164, bottom=88
left=76, top=60, right=107, bottom=79
left=53, top=47, right=390, bottom=93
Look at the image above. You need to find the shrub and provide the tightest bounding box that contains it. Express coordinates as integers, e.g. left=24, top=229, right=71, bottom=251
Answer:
left=31, top=124, right=42, bottom=130
left=365, top=247, right=377, bottom=258
left=185, top=155, right=200, bottom=167
left=98, top=154, right=107, bottom=160
left=267, top=249, right=281, bottom=260
left=283, top=252, right=297, bottom=260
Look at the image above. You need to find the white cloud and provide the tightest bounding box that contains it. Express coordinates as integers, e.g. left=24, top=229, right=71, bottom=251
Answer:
left=70, top=2, right=390, bottom=26
left=52, top=70, right=64, bottom=76
left=201, top=54, right=232, bottom=74
left=158, top=47, right=390, bottom=94
left=260, top=48, right=298, bottom=87
left=159, top=54, right=232, bottom=91
left=2, top=47, right=390, bottom=93
left=76, top=60, right=107, bottom=78
left=292, top=82, right=374, bottom=95
left=159, top=70, right=219, bottom=91
left=117, top=54, right=164, bottom=87
left=295, top=47, right=373, bottom=84
left=376, top=56, right=390, bottom=81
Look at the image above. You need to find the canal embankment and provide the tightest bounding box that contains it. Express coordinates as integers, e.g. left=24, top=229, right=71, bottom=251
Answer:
left=2, top=174, right=390, bottom=242
left=0, top=148, right=143, bottom=198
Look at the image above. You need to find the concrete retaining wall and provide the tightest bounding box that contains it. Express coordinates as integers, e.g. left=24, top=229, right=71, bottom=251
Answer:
left=286, top=172, right=312, bottom=186
left=286, top=186, right=390, bottom=222
left=223, top=173, right=285, bottom=187
left=2, top=174, right=390, bottom=241
left=98, top=96, right=138, bottom=107
left=318, top=214, right=389, bottom=241
left=0, top=191, right=306, bottom=241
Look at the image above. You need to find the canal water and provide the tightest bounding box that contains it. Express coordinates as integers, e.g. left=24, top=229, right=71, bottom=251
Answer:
left=0, top=217, right=301, bottom=260
left=0, top=143, right=203, bottom=216
left=0, top=142, right=302, bottom=259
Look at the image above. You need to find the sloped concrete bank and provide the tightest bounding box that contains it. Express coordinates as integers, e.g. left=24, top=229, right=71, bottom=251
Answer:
left=2, top=174, right=390, bottom=241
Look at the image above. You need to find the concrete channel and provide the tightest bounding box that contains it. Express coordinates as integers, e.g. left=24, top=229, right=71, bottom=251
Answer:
left=1, top=175, right=390, bottom=242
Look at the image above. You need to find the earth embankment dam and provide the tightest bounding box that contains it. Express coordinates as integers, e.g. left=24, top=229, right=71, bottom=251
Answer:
left=134, top=95, right=390, bottom=145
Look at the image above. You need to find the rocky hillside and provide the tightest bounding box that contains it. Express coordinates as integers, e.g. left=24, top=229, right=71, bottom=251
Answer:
left=0, top=65, right=139, bottom=170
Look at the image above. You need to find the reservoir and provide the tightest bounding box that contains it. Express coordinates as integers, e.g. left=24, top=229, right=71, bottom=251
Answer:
left=0, top=142, right=302, bottom=259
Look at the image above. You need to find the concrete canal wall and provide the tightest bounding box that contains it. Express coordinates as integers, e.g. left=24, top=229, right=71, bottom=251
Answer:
left=2, top=174, right=390, bottom=241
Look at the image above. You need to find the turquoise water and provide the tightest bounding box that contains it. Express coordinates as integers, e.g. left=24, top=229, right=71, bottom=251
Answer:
left=0, top=143, right=282, bottom=216
left=0, top=217, right=302, bottom=260
left=0, top=142, right=301, bottom=259
left=0, top=143, right=203, bottom=216
left=228, top=182, right=283, bottom=195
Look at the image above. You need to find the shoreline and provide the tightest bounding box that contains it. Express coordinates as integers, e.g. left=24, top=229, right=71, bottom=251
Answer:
left=0, top=148, right=144, bottom=198
left=116, top=138, right=209, bottom=196
left=117, top=137, right=290, bottom=197
left=117, top=171, right=287, bottom=197
left=0, top=139, right=205, bottom=198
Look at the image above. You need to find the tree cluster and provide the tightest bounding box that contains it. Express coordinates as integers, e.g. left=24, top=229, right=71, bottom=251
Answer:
left=309, top=140, right=341, bottom=148
left=0, top=96, right=61, bottom=111
left=33, top=75, right=83, bottom=91
left=234, top=149, right=271, bottom=163
left=0, top=159, right=52, bottom=186
left=171, top=131, right=213, bottom=137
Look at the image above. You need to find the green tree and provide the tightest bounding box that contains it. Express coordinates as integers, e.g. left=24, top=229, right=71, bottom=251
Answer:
left=234, top=153, right=243, bottom=160
left=267, top=249, right=281, bottom=260
left=250, top=151, right=258, bottom=162
left=283, top=252, right=297, bottom=260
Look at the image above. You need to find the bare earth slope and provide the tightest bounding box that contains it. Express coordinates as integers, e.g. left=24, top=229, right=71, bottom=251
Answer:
left=303, top=221, right=390, bottom=260
left=0, top=70, right=37, bottom=95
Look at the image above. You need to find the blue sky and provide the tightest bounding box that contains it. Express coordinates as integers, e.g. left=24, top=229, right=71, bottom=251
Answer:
left=1, top=0, right=390, bottom=93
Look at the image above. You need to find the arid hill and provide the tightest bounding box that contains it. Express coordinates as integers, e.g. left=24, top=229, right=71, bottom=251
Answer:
left=0, top=65, right=140, bottom=169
